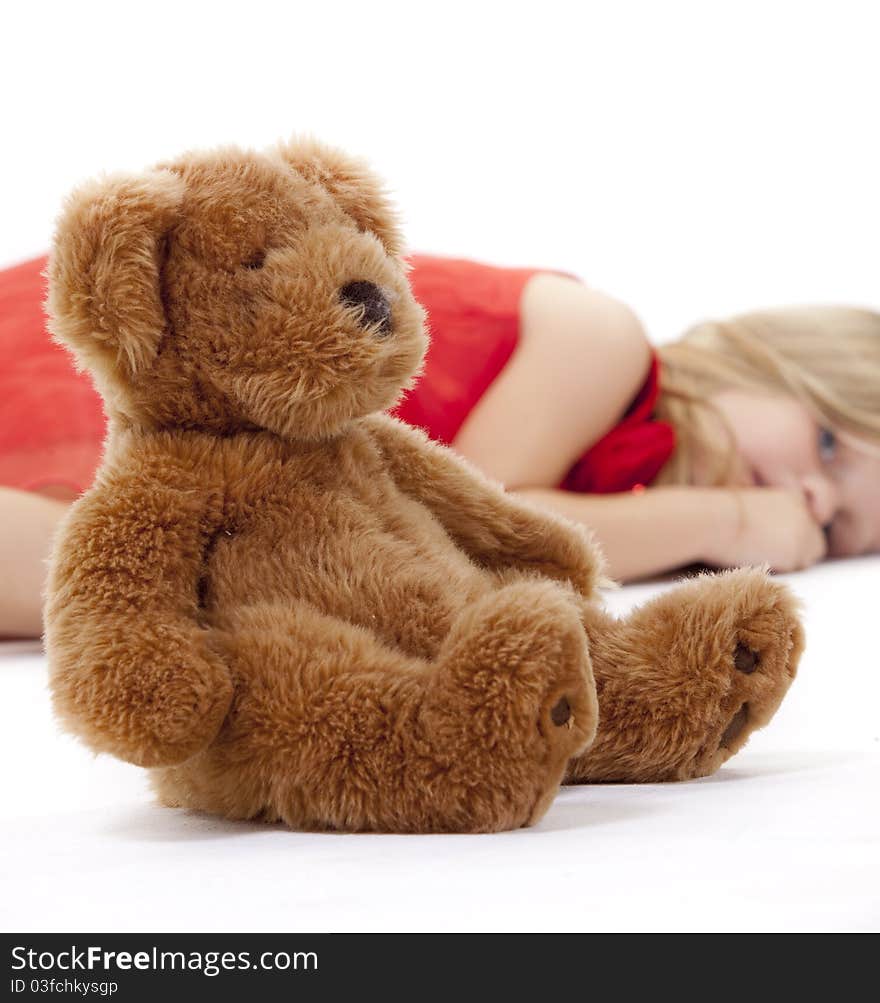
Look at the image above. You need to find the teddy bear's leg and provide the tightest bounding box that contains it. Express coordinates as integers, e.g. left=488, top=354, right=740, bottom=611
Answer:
left=155, top=582, right=596, bottom=833
left=424, top=579, right=598, bottom=828
left=564, top=567, right=804, bottom=784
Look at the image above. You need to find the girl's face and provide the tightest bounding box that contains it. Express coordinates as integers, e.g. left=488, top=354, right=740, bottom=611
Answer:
left=712, top=389, right=880, bottom=558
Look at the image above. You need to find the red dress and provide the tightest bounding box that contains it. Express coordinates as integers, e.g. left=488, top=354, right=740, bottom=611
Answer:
left=0, top=253, right=674, bottom=497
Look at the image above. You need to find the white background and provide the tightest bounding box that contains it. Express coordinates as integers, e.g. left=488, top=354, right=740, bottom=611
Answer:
left=2, top=0, right=878, bottom=933
left=4, top=0, right=879, bottom=341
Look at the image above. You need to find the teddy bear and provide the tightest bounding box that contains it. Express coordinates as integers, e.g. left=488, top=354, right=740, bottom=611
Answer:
left=43, top=138, right=804, bottom=833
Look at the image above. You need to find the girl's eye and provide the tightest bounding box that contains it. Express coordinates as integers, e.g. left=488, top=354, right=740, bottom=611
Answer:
left=818, top=426, right=837, bottom=463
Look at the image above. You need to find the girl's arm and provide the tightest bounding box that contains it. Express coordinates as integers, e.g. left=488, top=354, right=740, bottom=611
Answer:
left=0, top=487, right=71, bottom=638
left=513, top=485, right=734, bottom=581
left=515, top=484, right=827, bottom=581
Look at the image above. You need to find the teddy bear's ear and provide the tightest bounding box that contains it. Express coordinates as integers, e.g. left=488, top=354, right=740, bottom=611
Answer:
left=278, top=137, right=405, bottom=257
left=47, top=170, right=185, bottom=382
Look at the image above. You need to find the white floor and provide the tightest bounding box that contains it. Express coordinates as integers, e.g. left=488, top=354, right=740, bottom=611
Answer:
left=2, top=557, right=878, bottom=933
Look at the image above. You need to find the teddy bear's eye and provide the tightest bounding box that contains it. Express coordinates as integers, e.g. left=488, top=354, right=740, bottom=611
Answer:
left=242, top=250, right=266, bottom=270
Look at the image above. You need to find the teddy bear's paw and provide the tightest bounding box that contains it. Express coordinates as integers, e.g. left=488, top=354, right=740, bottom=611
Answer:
left=567, top=567, right=804, bottom=785
left=50, top=628, right=234, bottom=769
left=144, top=654, right=235, bottom=767
left=682, top=570, right=805, bottom=780
left=421, top=580, right=598, bottom=830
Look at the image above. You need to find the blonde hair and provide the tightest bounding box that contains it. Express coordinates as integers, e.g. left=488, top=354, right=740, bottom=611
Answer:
left=655, top=306, right=880, bottom=486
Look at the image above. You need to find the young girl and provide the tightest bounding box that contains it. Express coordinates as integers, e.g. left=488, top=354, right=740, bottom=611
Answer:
left=1, top=252, right=879, bottom=638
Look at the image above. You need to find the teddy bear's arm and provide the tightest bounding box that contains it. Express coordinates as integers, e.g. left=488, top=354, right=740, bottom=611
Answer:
left=44, top=468, right=233, bottom=769
left=364, top=412, right=607, bottom=597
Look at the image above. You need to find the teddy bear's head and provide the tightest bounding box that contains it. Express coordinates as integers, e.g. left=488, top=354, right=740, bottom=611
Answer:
left=48, top=139, right=428, bottom=440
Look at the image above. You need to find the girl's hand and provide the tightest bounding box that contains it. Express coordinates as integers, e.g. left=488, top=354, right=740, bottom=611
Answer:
left=707, top=488, right=828, bottom=573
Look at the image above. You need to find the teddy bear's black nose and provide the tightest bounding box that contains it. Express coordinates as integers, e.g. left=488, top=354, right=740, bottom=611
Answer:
left=339, top=281, right=393, bottom=336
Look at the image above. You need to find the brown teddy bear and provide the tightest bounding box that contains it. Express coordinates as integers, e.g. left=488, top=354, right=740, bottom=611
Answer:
left=43, top=138, right=804, bottom=833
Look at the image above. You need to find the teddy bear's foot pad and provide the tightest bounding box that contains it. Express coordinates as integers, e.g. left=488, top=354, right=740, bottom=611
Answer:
left=720, top=702, right=749, bottom=746
left=718, top=644, right=761, bottom=745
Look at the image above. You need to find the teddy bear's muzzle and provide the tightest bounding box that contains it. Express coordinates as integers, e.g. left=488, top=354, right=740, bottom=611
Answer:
left=339, top=280, right=393, bottom=337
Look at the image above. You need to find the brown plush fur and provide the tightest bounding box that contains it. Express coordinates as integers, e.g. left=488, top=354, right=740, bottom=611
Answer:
left=568, top=569, right=804, bottom=783
left=43, top=138, right=804, bottom=833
